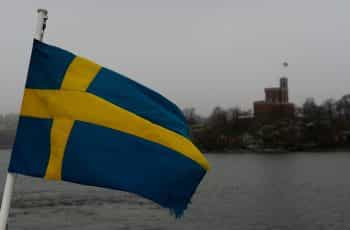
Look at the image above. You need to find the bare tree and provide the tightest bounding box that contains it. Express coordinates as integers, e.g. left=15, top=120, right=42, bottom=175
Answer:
left=337, top=94, right=350, bottom=120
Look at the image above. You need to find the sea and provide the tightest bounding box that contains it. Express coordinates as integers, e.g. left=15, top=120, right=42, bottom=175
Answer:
left=1, top=149, right=350, bottom=230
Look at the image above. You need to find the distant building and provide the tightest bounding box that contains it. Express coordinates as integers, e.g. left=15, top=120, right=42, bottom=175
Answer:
left=254, top=77, right=295, bottom=121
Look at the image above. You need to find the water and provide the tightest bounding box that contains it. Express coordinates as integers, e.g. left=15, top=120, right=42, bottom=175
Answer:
left=1, top=150, right=350, bottom=229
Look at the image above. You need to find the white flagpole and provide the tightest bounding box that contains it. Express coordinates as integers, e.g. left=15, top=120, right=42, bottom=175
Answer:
left=0, top=9, right=48, bottom=230
left=0, top=174, right=15, bottom=230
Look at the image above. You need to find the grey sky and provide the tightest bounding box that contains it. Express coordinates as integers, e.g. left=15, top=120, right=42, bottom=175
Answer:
left=1, top=0, right=349, bottom=115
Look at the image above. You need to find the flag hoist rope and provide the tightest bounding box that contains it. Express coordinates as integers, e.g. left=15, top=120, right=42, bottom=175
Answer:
left=0, top=9, right=48, bottom=230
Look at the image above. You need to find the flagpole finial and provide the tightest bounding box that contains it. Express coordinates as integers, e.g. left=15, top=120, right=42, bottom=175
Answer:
left=35, top=9, right=48, bottom=41
left=37, top=8, right=48, bottom=14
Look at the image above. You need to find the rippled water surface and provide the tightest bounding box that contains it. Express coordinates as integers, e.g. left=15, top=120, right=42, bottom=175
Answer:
left=1, top=150, right=350, bottom=229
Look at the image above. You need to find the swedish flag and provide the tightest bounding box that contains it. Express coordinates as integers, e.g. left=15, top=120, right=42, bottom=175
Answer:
left=9, top=40, right=209, bottom=217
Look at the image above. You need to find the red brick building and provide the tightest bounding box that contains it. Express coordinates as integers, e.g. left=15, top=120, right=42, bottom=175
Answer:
left=254, top=78, right=295, bottom=121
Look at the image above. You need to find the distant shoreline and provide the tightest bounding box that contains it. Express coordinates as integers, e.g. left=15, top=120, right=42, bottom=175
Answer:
left=210, top=148, right=350, bottom=154
left=0, top=146, right=11, bottom=150
left=1, top=147, right=349, bottom=153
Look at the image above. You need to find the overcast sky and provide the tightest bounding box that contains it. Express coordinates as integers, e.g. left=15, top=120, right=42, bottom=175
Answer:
left=1, top=0, right=349, bottom=115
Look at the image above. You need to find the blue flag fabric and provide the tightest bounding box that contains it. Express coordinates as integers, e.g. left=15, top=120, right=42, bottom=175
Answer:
left=9, top=40, right=210, bottom=217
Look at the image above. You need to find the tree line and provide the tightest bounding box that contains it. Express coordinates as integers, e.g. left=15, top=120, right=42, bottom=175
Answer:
left=0, top=113, right=18, bottom=148
left=1, top=94, right=350, bottom=152
left=183, top=94, right=350, bottom=152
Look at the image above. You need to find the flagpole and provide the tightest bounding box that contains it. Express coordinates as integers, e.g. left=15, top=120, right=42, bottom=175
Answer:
left=0, top=9, right=48, bottom=230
